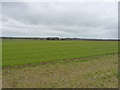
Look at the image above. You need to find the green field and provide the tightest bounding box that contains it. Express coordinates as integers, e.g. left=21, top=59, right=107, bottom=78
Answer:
left=2, top=40, right=118, bottom=88
left=2, top=39, right=118, bottom=67
left=3, top=54, right=118, bottom=88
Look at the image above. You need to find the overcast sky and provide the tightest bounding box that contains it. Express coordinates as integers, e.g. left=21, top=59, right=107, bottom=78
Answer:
left=1, top=2, right=118, bottom=39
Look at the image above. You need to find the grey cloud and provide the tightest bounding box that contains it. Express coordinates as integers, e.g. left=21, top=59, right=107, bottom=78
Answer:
left=2, top=2, right=118, bottom=39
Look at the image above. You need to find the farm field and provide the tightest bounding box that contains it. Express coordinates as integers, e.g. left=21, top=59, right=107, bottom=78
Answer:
left=2, top=39, right=118, bottom=67
left=2, top=40, right=118, bottom=88
left=3, top=53, right=118, bottom=88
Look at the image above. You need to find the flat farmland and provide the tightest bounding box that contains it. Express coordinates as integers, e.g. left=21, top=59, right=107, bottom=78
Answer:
left=2, top=40, right=118, bottom=67
left=2, top=40, right=118, bottom=88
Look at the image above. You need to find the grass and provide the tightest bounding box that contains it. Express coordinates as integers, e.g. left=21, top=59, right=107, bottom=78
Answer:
left=2, top=40, right=118, bottom=67
left=2, top=54, right=118, bottom=88
left=2, top=40, right=118, bottom=88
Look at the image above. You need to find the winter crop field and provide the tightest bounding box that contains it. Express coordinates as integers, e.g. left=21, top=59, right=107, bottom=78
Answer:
left=2, top=39, right=118, bottom=88
left=2, top=39, right=118, bottom=67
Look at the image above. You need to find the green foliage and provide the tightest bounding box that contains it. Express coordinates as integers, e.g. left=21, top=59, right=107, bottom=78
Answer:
left=2, top=40, right=118, bottom=67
